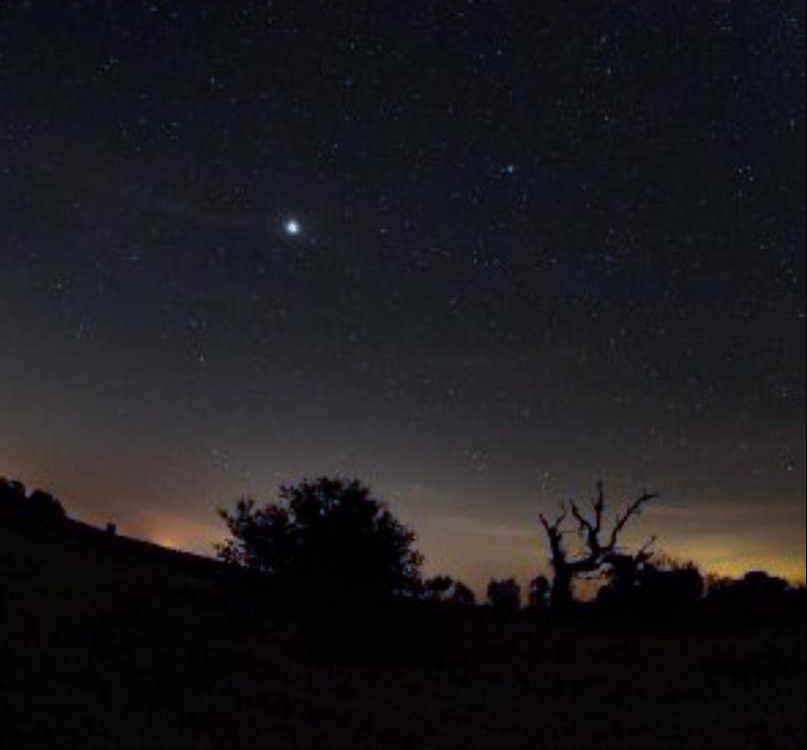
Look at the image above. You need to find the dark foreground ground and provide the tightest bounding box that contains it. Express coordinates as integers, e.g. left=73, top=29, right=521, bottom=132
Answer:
left=1, top=515, right=804, bottom=750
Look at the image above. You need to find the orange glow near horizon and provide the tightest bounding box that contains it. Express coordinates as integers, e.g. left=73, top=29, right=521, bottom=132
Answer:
left=98, top=504, right=807, bottom=592
left=2, top=0, right=804, bottom=638
left=4, top=461, right=804, bottom=595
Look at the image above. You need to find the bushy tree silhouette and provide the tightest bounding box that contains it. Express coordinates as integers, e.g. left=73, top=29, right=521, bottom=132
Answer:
left=704, top=570, right=804, bottom=623
left=0, top=476, right=26, bottom=509
left=0, top=477, right=66, bottom=523
left=27, top=489, right=67, bottom=523
left=423, top=575, right=453, bottom=602
left=217, top=477, right=423, bottom=607
left=449, top=581, right=477, bottom=607
left=539, top=481, right=657, bottom=610
left=486, top=578, right=521, bottom=613
left=597, top=555, right=704, bottom=618
left=423, top=575, right=477, bottom=607
left=527, top=575, right=551, bottom=613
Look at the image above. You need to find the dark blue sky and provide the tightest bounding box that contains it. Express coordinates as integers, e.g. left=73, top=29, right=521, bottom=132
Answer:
left=1, top=1, right=804, bottom=589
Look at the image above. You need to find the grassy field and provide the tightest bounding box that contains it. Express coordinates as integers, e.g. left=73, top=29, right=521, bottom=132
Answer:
left=1, top=514, right=804, bottom=749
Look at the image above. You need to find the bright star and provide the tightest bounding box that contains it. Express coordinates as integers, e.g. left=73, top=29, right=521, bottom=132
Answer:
left=284, top=218, right=301, bottom=236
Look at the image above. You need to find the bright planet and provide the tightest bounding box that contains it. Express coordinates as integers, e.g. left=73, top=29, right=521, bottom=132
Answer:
left=284, top=218, right=301, bottom=236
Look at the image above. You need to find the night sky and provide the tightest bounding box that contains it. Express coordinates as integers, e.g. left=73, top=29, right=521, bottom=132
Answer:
left=1, top=1, right=804, bottom=591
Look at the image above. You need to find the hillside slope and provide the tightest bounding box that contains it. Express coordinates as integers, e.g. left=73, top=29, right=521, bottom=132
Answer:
left=1, top=512, right=805, bottom=749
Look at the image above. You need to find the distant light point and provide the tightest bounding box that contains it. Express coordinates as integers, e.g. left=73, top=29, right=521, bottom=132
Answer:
left=284, top=218, right=301, bottom=236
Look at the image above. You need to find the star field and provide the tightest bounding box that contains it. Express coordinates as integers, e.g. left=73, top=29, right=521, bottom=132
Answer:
left=0, top=1, right=804, bottom=589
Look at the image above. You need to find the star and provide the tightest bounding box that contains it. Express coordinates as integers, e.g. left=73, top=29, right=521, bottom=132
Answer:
left=284, top=218, right=301, bottom=236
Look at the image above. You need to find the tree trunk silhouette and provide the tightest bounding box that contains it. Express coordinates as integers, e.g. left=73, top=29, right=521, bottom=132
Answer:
left=540, top=482, right=657, bottom=610
left=550, top=567, right=573, bottom=610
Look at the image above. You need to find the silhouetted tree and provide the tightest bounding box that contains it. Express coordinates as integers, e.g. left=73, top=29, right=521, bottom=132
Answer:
left=217, top=477, right=423, bottom=608
left=0, top=476, right=26, bottom=509
left=423, top=575, right=477, bottom=607
left=599, top=550, right=654, bottom=598
left=736, top=570, right=789, bottom=597
left=539, top=481, right=658, bottom=610
left=1, top=478, right=66, bottom=523
left=640, top=560, right=704, bottom=607
left=597, top=555, right=704, bottom=617
left=527, top=575, right=551, bottom=613
left=704, top=570, right=803, bottom=623
left=449, top=581, right=476, bottom=607
left=487, top=578, right=521, bottom=613
left=424, top=575, right=454, bottom=602
left=26, top=489, right=67, bottom=523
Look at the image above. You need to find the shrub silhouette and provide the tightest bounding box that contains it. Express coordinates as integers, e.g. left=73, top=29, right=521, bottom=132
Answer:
left=486, top=578, right=521, bottom=613
left=704, top=571, right=804, bottom=624
left=423, top=575, right=477, bottom=607
left=527, top=575, right=551, bottom=613
left=423, top=575, right=453, bottom=599
left=597, top=556, right=704, bottom=618
left=26, top=489, right=67, bottom=523
left=0, top=476, right=26, bottom=509
left=217, top=477, right=423, bottom=608
left=640, top=561, right=704, bottom=607
left=0, top=477, right=66, bottom=523
left=449, top=581, right=476, bottom=607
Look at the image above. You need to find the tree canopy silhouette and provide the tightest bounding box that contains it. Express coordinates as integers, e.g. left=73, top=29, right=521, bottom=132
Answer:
left=596, top=555, right=704, bottom=619
left=527, top=575, right=551, bottom=613
left=0, top=476, right=66, bottom=523
left=487, top=578, right=521, bottom=613
left=539, top=481, right=658, bottom=610
left=703, top=571, right=805, bottom=624
left=423, top=575, right=477, bottom=607
left=27, top=489, right=67, bottom=523
left=217, top=477, right=423, bottom=607
left=0, top=476, right=26, bottom=508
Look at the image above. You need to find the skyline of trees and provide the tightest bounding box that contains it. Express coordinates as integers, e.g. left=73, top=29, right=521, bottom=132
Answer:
left=2, top=473, right=803, bottom=615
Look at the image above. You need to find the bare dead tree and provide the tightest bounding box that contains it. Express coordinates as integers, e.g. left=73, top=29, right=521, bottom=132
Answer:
left=539, top=481, right=658, bottom=610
